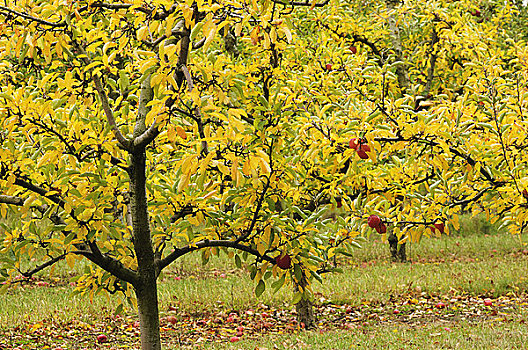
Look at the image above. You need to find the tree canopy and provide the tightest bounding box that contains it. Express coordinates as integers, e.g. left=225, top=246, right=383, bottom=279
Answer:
left=1, top=0, right=527, bottom=348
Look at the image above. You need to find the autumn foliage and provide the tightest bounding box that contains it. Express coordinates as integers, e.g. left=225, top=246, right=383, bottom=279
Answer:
left=0, top=0, right=528, bottom=348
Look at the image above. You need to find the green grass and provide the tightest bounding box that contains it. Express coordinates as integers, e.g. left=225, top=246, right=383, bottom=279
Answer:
left=205, top=319, right=528, bottom=349
left=2, top=214, right=528, bottom=349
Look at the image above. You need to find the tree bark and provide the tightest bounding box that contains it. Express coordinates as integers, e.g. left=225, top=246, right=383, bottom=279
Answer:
left=294, top=275, right=316, bottom=329
left=135, top=281, right=161, bottom=350
left=129, top=149, right=161, bottom=350
left=388, top=231, right=406, bottom=262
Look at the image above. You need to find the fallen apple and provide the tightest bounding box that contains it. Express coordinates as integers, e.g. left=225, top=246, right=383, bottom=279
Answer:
left=484, top=298, right=493, bottom=306
left=96, top=334, right=108, bottom=343
left=326, top=63, right=332, bottom=71
left=435, top=302, right=446, bottom=309
left=350, top=45, right=357, bottom=54
left=230, top=336, right=240, bottom=342
left=166, top=315, right=177, bottom=325
left=276, top=254, right=292, bottom=269
left=349, top=138, right=359, bottom=150
left=368, top=215, right=381, bottom=228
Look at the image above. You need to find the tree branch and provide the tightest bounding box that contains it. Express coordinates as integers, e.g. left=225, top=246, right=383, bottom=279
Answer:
left=271, top=0, right=330, bottom=7
left=157, top=239, right=275, bottom=274
left=0, top=5, right=66, bottom=27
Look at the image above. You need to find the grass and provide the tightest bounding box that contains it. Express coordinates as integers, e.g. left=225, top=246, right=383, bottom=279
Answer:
left=2, top=214, right=528, bottom=348
left=206, top=319, right=528, bottom=349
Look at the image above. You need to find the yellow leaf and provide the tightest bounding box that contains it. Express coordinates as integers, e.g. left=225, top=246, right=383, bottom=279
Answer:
left=176, top=126, right=187, bottom=140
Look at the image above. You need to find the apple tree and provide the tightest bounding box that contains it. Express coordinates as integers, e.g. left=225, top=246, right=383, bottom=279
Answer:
left=277, top=0, right=528, bottom=261
left=0, top=0, right=361, bottom=348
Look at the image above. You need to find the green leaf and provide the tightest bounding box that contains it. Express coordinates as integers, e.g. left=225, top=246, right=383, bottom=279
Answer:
left=255, top=280, right=266, bottom=298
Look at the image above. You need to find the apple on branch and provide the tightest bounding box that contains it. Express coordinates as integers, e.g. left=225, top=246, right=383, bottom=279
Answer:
left=429, top=222, right=445, bottom=234
left=276, top=253, right=292, bottom=269
left=357, top=143, right=371, bottom=159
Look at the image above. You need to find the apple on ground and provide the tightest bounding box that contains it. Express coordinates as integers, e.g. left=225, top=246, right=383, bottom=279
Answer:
left=484, top=298, right=493, bottom=306
left=166, top=315, right=177, bottom=325
left=276, top=254, right=292, bottom=269
left=325, top=63, right=332, bottom=71
left=230, top=336, right=240, bottom=342
left=435, top=302, right=446, bottom=309
left=350, top=45, right=357, bottom=54
left=96, top=334, right=108, bottom=343
left=393, top=309, right=400, bottom=314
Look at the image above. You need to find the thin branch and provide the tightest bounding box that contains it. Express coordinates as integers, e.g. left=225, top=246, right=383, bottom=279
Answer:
left=0, top=5, right=66, bottom=27
left=92, top=73, right=132, bottom=150
left=74, top=43, right=131, bottom=150
left=449, top=186, right=493, bottom=207
left=271, top=0, right=330, bottom=7
left=0, top=195, right=24, bottom=206
left=20, top=253, right=68, bottom=278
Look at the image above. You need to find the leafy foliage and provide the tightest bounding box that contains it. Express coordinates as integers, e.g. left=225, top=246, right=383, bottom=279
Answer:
left=0, top=0, right=528, bottom=347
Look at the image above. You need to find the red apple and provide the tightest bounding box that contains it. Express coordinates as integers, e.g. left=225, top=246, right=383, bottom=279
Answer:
left=434, top=223, right=445, bottom=234
left=230, top=336, right=240, bottom=342
left=375, top=222, right=387, bottom=234
left=359, top=144, right=371, bottom=152
left=325, top=63, right=332, bottom=71
left=276, top=254, right=292, bottom=269
left=393, top=309, right=400, bottom=314
left=368, top=215, right=381, bottom=228
left=166, top=316, right=177, bottom=325
left=357, top=148, right=369, bottom=159
left=522, top=189, right=528, bottom=199
left=96, top=334, right=108, bottom=343
left=435, top=302, right=446, bottom=309
left=349, top=138, right=359, bottom=150
left=236, top=331, right=243, bottom=337
left=350, top=45, right=357, bottom=54
left=484, top=298, right=493, bottom=306
left=471, top=9, right=481, bottom=16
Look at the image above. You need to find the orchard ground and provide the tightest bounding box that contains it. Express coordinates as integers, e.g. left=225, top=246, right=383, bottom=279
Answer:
left=2, top=215, right=528, bottom=349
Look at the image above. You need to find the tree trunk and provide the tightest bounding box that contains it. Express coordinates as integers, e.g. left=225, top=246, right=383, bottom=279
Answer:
left=294, top=275, right=316, bottom=329
left=129, top=149, right=161, bottom=350
left=136, top=281, right=161, bottom=350
left=388, top=232, right=406, bottom=262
